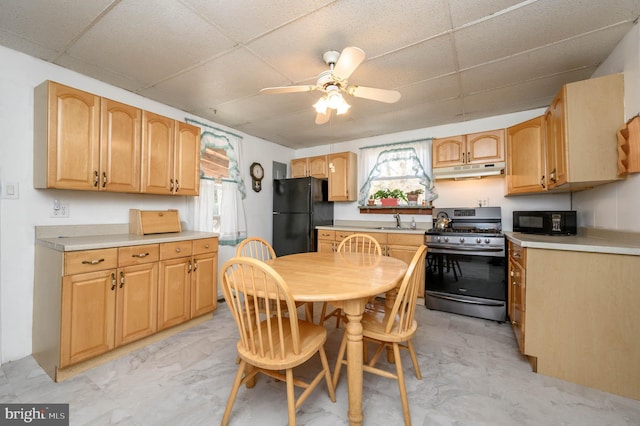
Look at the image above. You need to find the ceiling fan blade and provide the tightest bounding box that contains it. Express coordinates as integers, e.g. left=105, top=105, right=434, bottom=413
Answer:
left=347, top=85, right=401, bottom=103
left=332, top=47, right=365, bottom=80
left=315, top=110, right=330, bottom=125
left=260, top=85, right=317, bottom=95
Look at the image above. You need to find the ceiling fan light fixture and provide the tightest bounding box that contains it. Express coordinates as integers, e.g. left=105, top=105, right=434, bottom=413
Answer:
left=336, top=101, right=351, bottom=115
left=313, top=97, right=328, bottom=114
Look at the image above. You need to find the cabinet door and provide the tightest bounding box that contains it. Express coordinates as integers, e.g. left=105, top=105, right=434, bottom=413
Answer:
left=60, top=270, right=116, bottom=368
left=308, top=155, right=328, bottom=178
left=174, top=121, right=200, bottom=196
left=545, top=90, right=567, bottom=189
left=158, top=257, right=191, bottom=330
left=191, top=253, right=217, bottom=317
left=508, top=258, right=526, bottom=353
left=506, top=117, right=546, bottom=194
left=115, top=263, right=158, bottom=346
left=141, top=111, right=175, bottom=194
left=432, top=136, right=465, bottom=167
left=43, top=82, right=100, bottom=190
left=291, top=158, right=308, bottom=178
left=328, top=152, right=357, bottom=201
left=467, top=130, right=504, bottom=164
left=100, top=98, right=141, bottom=193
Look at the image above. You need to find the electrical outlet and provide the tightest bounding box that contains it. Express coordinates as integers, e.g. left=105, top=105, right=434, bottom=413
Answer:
left=50, top=201, right=69, bottom=218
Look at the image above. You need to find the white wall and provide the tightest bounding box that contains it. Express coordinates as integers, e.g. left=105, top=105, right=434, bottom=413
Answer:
left=574, top=23, right=640, bottom=232
left=0, top=46, right=292, bottom=363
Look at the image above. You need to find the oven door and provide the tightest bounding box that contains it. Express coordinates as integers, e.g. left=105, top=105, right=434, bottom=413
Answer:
left=425, top=249, right=507, bottom=321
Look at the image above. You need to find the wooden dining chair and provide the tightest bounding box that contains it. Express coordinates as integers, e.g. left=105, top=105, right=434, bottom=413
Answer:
left=319, top=233, right=382, bottom=327
left=236, top=237, right=311, bottom=321
left=332, top=245, right=427, bottom=426
left=220, top=257, right=336, bottom=426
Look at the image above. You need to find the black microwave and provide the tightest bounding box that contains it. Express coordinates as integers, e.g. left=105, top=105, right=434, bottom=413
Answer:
left=513, top=210, right=577, bottom=235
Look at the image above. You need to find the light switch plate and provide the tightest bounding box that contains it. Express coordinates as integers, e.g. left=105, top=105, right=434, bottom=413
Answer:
left=1, top=182, right=19, bottom=199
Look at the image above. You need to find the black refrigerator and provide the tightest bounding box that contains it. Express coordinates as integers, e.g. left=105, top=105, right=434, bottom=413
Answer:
left=272, top=177, right=334, bottom=256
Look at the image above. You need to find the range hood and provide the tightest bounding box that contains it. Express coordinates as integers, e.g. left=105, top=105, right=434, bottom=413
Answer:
left=433, top=161, right=505, bottom=180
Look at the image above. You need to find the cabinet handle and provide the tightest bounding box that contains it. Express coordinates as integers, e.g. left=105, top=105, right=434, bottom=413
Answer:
left=102, top=172, right=107, bottom=188
left=175, top=179, right=180, bottom=192
left=188, top=259, right=192, bottom=273
left=549, top=168, right=557, bottom=183
left=467, top=151, right=470, bottom=163
left=170, top=179, right=174, bottom=192
left=82, top=258, right=105, bottom=265
left=204, top=244, right=209, bottom=249
left=513, top=280, right=519, bottom=286
left=93, top=171, right=99, bottom=187
left=119, top=271, right=125, bottom=288
left=175, top=248, right=181, bottom=253
left=193, top=259, right=198, bottom=271
left=540, top=176, right=546, bottom=189
left=132, top=252, right=150, bottom=258
left=462, top=152, right=465, bottom=163
left=513, top=252, right=521, bottom=259
left=111, top=273, right=116, bottom=291
left=511, top=320, right=520, bottom=326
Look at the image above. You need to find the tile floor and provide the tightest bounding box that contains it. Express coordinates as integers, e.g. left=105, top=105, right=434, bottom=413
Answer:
left=2, top=303, right=640, bottom=425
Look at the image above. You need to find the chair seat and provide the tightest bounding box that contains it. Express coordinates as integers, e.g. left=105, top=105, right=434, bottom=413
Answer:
left=361, top=303, right=418, bottom=343
left=238, top=318, right=328, bottom=370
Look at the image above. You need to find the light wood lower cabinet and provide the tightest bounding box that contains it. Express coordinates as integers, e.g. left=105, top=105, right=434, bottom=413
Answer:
left=506, top=238, right=640, bottom=400
left=317, top=229, right=425, bottom=297
left=33, top=237, right=217, bottom=381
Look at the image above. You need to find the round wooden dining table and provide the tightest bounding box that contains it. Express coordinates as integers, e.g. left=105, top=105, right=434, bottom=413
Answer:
left=266, top=251, right=408, bottom=426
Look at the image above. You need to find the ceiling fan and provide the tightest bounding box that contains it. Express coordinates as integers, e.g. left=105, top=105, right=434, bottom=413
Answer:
left=260, top=47, right=401, bottom=125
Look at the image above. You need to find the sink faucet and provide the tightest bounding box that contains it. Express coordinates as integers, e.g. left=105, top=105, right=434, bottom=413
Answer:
left=393, top=213, right=401, bottom=228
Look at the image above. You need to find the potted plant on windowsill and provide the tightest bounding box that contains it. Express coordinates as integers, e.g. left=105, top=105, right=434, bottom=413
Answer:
left=373, top=189, right=407, bottom=206
left=406, top=188, right=424, bottom=205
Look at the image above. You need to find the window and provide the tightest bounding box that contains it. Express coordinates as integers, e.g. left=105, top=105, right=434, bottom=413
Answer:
left=358, top=139, right=437, bottom=206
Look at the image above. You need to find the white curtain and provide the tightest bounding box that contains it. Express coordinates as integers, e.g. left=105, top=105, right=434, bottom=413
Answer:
left=185, top=119, right=247, bottom=246
left=358, top=138, right=436, bottom=205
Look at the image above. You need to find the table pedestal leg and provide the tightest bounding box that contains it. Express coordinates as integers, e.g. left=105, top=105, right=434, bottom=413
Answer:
left=343, top=298, right=367, bottom=426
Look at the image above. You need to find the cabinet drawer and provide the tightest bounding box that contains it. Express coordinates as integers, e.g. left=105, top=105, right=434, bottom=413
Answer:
left=192, top=238, right=218, bottom=255
left=388, top=233, right=423, bottom=246
left=118, top=244, right=159, bottom=267
left=335, top=231, right=354, bottom=241
left=318, top=230, right=335, bottom=240
left=64, top=248, right=118, bottom=275
left=509, top=241, right=526, bottom=267
left=160, top=241, right=193, bottom=260
left=358, top=231, right=387, bottom=245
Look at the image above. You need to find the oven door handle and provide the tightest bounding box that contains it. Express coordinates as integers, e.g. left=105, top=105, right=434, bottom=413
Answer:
left=427, top=246, right=504, bottom=252
left=427, top=293, right=505, bottom=307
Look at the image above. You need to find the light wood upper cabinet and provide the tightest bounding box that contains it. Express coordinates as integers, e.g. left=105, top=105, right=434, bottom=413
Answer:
left=141, top=114, right=200, bottom=195
left=328, top=151, right=357, bottom=201
left=433, top=130, right=504, bottom=168
left=291, top=158, right=308, bottom=178
left=34, top=81, right=100, bottom=190
left=506, top=116, right=547, bottom=195
left=100, top=98, right=141, bottom=192
left=291, top=155, right=328, bottom=178
left=35, top=80, right=200, bottom=196
left=544, top=73, right=624, bottom=191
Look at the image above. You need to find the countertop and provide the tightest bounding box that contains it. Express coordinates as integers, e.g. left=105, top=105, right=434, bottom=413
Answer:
left=35, top=224, right=218, bottom=252
left=505, top=228, right=640, bottom=256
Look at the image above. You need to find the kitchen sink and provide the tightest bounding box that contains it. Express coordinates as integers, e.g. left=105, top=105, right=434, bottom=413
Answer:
left=374, top=226, right=415, bottom=230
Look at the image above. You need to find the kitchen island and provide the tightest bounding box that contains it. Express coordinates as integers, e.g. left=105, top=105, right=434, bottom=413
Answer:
left=505, top=228, right=640, bottom=401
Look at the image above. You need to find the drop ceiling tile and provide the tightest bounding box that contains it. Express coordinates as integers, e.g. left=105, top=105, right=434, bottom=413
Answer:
left=352, top=35, right=457, bottom=89
left=181, top=0, right=334, bottom=43
left=460, top=25, right=630, bottom=94
left=0, top=0, right=114, bottom=55
left=399, top=74, right=461, bottom=105
left=454, top=0, right=640, bottom=69
left=140, top=48, right=291, bottom=112
left=67, top=0, right=235, bottom=86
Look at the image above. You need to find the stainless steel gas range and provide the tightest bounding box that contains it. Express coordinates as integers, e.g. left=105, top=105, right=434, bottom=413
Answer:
left=424, top=207, right=507, bottom=322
